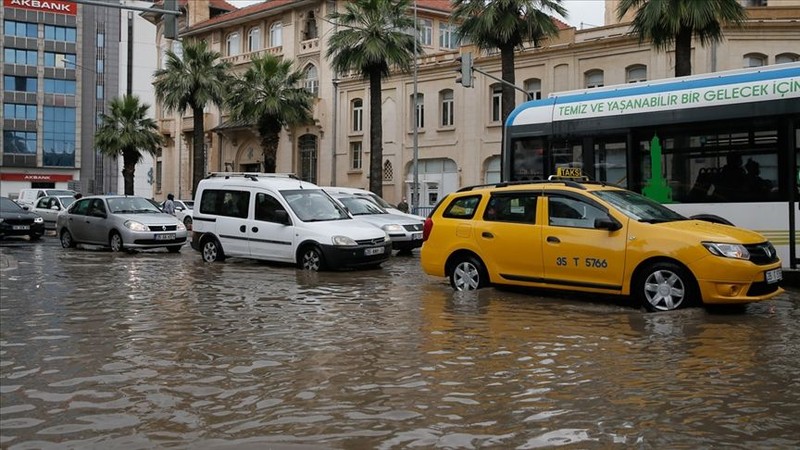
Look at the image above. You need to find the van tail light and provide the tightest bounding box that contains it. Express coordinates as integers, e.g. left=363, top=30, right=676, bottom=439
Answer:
left=422, top=217, right=433, bottom=241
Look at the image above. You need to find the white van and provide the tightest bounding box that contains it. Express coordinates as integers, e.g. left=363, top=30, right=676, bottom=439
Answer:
left=190, top=173, right=392, bottom=270
left=17, top=188, right=76, bottom=209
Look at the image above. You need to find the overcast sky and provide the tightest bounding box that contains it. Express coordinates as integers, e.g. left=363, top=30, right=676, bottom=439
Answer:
left=228, top=0, right=607, bottom=29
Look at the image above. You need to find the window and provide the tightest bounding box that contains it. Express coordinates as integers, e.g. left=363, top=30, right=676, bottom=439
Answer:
left=299, top=134, right=318, bottom=184
left=350, top=141, right=363, bottom=170
left=484, top=193, right=539, bottom=224
left=776, top=53, right=799, bottom=64
left=304, top=11, right=318, bottom=40
left=96, top=84, right=104, bottom=99
left=419, top=19, right=432, bottom=46
left=248, top=27, right=261, bottom=52
left=743, top=53, right=766, bottom=68
left=439, top=23, right=459, bottom=49
left=304, top=65, right=319, bottom=96
left=270, top=22, right=282, bottom=47
left=44, top=51, right=76, bottom=68
left=226, top=32, right=240, bottom=56
left=44, top=25, right=76, bottom=42
left=5, top=48, right=37, bottom=65
left=4, top=103, right=37, bottom=120
left=156, top=148, right=163, bottom=193
left=585, top=70, right=604, bottom=88
left=351, top=98, right=363, bottom=132
left=96, top=59, right=104, bottom=73
left=383, top=160, right=393, bottom=181
left=43, top=107, right=76, bottom=167
left=4, top=20, right=37, bottom=38
left=626, top=65, right=647, bottom=83
left=440, top=89, right=454, bottom=127
left=524, top=78, right=542, bottom=100
left=4, top=75, right=37, bottom=92
left=547, top=195, right=607, bottom=229
left=412, top=93, right=424, bottom=129
left=491, top=84, right=503, bottom=122
left=44, top=78, right=76, bottom=95
left=3, top=130, right=37, bottom=154
left=255, top=193, right=287, bottom=223
left=97, top=32, right=105, bottom=48
left=443, top=195, right=480, bottom=219
left=199, top=189, right=251, bottom=218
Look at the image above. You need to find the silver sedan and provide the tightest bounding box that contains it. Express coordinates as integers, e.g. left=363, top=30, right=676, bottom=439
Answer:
left=57, top=195, right=188, bottom=253
left=30, top=195, right=76, bottom=230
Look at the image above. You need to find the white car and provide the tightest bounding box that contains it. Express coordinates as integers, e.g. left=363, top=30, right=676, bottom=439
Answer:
left=320, top=186, right=425, bottom=220
left=162, top=199, right=194, bottom=228
left=30, top=195, right=76, bottom=229
left=330, top=194, right=424, bottom=254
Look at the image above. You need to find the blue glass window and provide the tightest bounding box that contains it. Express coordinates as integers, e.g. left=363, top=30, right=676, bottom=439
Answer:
left=44, top=25, right=76, bottom=42
left=44, top=52, right=76, bottom=68
left=3, top=130, right=37, bottom=155
left=4, top=48, right=37, bottom=65
left=4, top=20, right=37, bottom=38
left=43, top=107, right=76, bottom=167
left=44, top=78, right=76, bottom=95
left=3, top=103, right=37, bottom=120
left=4, top=75, right=37, bottom=92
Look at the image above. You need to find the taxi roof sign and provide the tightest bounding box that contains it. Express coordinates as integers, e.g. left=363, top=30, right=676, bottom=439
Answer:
left=555, top=167, right=584, bottom=178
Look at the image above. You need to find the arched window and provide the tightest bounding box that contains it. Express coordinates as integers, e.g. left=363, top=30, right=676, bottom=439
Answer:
left=248, top=27, right=261, bottom=52
left=626, top=64, right=647, bottom=83
left=743, top=53, right=766, bottom=68
left=304, top=64, right=318, bottom=96
left=383, top=160, right=394, bottom=182
left=585, top=69, right=604, bottom=88
left=411, top=93, right=424, bottom=129
left=523, top=78, right=541, bottom=100
left=299, top=134, right=317, bottom=184
left=776, top=53, right=799, bottom=64
left=304, top=11, right=318, bottom=40
left=226, top=32, right=240, bottom=56
left=270, top=22, right=282, bottom=48
left=351, top=98, right=363, bottom=132
left=439, top=89, right=454, bottom=127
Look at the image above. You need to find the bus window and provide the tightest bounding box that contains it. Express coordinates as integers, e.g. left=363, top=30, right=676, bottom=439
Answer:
left=510, top=137, right=546, bottom=181
left=594, top=139, right=627, bottom=188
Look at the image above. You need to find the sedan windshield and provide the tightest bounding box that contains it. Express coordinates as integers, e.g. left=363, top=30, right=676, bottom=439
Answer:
left=338, top=196, right=387, bottom=215
left=592, top=189, right=686, bottom=223
left=282, top=189, right=349, bottom=222
left=0, top=197, right=23, bottom=212
left=107, top=197, right=163, bottom=214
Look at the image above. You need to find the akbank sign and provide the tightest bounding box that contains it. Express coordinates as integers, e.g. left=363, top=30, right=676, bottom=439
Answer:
left=3, top=0, right=76, bottom=15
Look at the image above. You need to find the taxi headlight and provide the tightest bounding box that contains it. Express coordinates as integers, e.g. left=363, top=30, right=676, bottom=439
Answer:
left=34, top=216, right=44, bottom=223
left=332, top=235, right=357, bottom=246
left=382, top=224, right=404, bottom=233
left=702, top=242, right=750, bottom=260
left=177, top=222, right=186, bottom=231
left=124, top=220, right=148, bottom=232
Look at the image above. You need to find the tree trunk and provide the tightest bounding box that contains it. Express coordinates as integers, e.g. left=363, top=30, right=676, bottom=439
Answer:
left=191, top=106, right=205, bottom=197
left=368, top=70, right=383, bottom=197
left=260, top=121, right=282, bottom=173
left=122, top=149, right=137, bottom=195
left=675, top=26, right=693, bottom=77
left=500, top=44, right=517, bottom=125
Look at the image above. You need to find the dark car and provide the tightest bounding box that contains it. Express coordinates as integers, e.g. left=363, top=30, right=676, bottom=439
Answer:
left=0, top=197, right=45, bottom=241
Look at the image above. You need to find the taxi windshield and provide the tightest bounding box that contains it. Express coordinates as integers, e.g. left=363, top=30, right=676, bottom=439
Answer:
left=592, top=189, right=686, bottom=223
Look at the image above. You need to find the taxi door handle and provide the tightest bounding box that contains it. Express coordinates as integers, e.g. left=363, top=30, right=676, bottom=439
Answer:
left=481, top=231, right=494, bottom=239
left=239, top=225, right=246, bottom=233
left=547, top=236, right=560, bottom=243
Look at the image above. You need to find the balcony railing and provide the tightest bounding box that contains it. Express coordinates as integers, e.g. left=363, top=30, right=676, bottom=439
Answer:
left=299, top=38, right=319, bottom=55
left=221, top=46, right=284, bottom=65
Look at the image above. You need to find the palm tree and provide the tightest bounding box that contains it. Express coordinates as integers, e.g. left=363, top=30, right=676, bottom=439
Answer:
left=453, top=0, right=566, bottom=125
left=226, top=54, right=314, bottom=174
left=153, top=39, right=231, bottom=196
left=95, top=95, right=164, bottom=195
left=617, top=0, right=747, bottom=77
left=326, top=0, right=418, bottom=197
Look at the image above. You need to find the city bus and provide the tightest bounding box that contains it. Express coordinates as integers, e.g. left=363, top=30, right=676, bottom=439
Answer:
left=503, top=63, right=800, bottom=269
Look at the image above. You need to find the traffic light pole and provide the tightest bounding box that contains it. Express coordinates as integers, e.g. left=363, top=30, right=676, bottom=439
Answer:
left=471, top=66, right=534, bottom=100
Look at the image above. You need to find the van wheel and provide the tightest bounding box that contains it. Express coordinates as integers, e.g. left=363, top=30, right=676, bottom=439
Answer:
left=60, top=230, right=75, bottom=248
left=300, top=246, right=324, bottom=271
left=109, top=232, right=124, bottom=252
left=635, top=262, right=696, bottom=312
left=202, top=237, right=224, bottom=262
left=449, top=256, right=487, bottom=291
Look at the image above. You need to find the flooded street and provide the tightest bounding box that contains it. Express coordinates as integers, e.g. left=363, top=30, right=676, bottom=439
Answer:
left=2, top=238, right=799, bottom=449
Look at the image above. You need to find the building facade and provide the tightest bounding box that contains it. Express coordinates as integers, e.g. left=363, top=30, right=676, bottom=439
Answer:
left=149, top=0, right=800, bottom=209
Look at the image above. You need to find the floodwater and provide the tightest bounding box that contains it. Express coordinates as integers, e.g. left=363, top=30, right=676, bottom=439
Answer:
left=1, top=238, right=799, bottom=449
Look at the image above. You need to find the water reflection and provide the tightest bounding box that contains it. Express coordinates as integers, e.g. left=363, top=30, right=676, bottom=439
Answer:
left=1, top=242, right=798, bottom=448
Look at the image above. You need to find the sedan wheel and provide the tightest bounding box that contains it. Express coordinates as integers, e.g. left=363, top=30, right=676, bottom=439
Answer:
left=637, top=262, right=695, bottom=312
left=300, top=246, right=324, bottom=271
left=202, top=238, right=224, bottom=262
left=449, top=256, right=486, bottom=291
left=109, top=232, right=124, bottom=253
left=60, top=230, right=75, bottom=248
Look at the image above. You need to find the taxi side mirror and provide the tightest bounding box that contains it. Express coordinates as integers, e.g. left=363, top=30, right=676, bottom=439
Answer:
left=594, top=216, right=622, bottom=231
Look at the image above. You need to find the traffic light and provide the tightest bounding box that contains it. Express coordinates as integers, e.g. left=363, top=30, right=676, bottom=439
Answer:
left=163, top=0, right=178, bottom=40
left=455, top=52, right=473, bottom=88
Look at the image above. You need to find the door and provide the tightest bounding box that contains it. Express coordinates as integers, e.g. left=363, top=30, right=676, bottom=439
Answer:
left=34, top=197, right=57, bottom=228
left=65, top=198, right=92, bottom=241
left=214, top=190, right=252, bottom=257
left=541, top=193, right=627, bottom=291
left=249, top=192, right=295, bottom=262
left=84, top=198, right=110, bottom=245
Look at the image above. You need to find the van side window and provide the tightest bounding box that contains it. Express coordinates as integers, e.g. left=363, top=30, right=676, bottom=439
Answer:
left=200, top=189, right=251, bottom=219
left=442, top=195, right=481, bottom=219
left=255, top=193, right=286, bottom=223
left=483, top=193, right=538, bottom=223
left=547, top=195, right=605, bottom=229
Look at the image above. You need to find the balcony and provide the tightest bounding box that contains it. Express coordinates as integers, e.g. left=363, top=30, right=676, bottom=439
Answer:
left=221, top=47, right=284, bottom=66
left=181, top=113, right=215, bottom=133
left=159, top=118, right=175, bottom=135
left=299, top=38, right=319, bottom=56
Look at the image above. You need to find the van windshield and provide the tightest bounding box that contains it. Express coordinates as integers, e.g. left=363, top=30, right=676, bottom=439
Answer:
left=282, top=189, right=349, bottom=222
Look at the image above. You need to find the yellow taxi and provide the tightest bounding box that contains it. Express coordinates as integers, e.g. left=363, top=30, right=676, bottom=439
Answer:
left=420, top=177, right=784, bottom=311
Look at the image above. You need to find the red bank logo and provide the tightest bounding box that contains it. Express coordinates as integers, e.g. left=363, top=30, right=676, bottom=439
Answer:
left=4, top=0, right=76, bottom=15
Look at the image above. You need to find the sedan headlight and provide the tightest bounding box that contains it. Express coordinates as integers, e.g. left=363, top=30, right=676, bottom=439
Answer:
left=382, top=224, right=404, bottom=233
left=124, top=220, right=148, bottom=232
left=177, top=222, right=186, bottom=231
left=702, top=242, right=750, bottom=260
left=34, top=217, right=44, bottom=223
left=332, top=235, right=357, bottom=246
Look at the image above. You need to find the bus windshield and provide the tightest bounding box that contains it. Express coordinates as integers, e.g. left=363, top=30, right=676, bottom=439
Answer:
left=593, top=189, right=686, bottom=223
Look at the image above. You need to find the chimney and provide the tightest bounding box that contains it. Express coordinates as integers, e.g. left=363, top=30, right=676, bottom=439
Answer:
left=188, top=0, right=210, bottom=27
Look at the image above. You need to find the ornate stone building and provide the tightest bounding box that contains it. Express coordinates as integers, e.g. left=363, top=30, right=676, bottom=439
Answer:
left=147, top=0, right=800, bottom=209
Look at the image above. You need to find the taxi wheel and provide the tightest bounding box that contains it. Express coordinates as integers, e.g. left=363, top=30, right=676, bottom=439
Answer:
left=60, top=229, right=75, bottom=248
left=636, top=262, right=696, bottom=312
left=202, top=237, right=225, bottom=263
left=300, top=246, right=325, bottom=271
left=109, top=232, right=124, bottom=253
left=449, top=256, right=487, bottom=291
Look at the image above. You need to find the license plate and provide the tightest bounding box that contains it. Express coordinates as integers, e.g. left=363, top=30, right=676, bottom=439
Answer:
left=155, top=233, right=176, bottom=241
left=365, top=246, right=384, bottom=256
left=765, top=268, right=782, bottom=284
left=412, top=232, right=423, bottom=240
left=13, top=225, right=30, bottom=230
